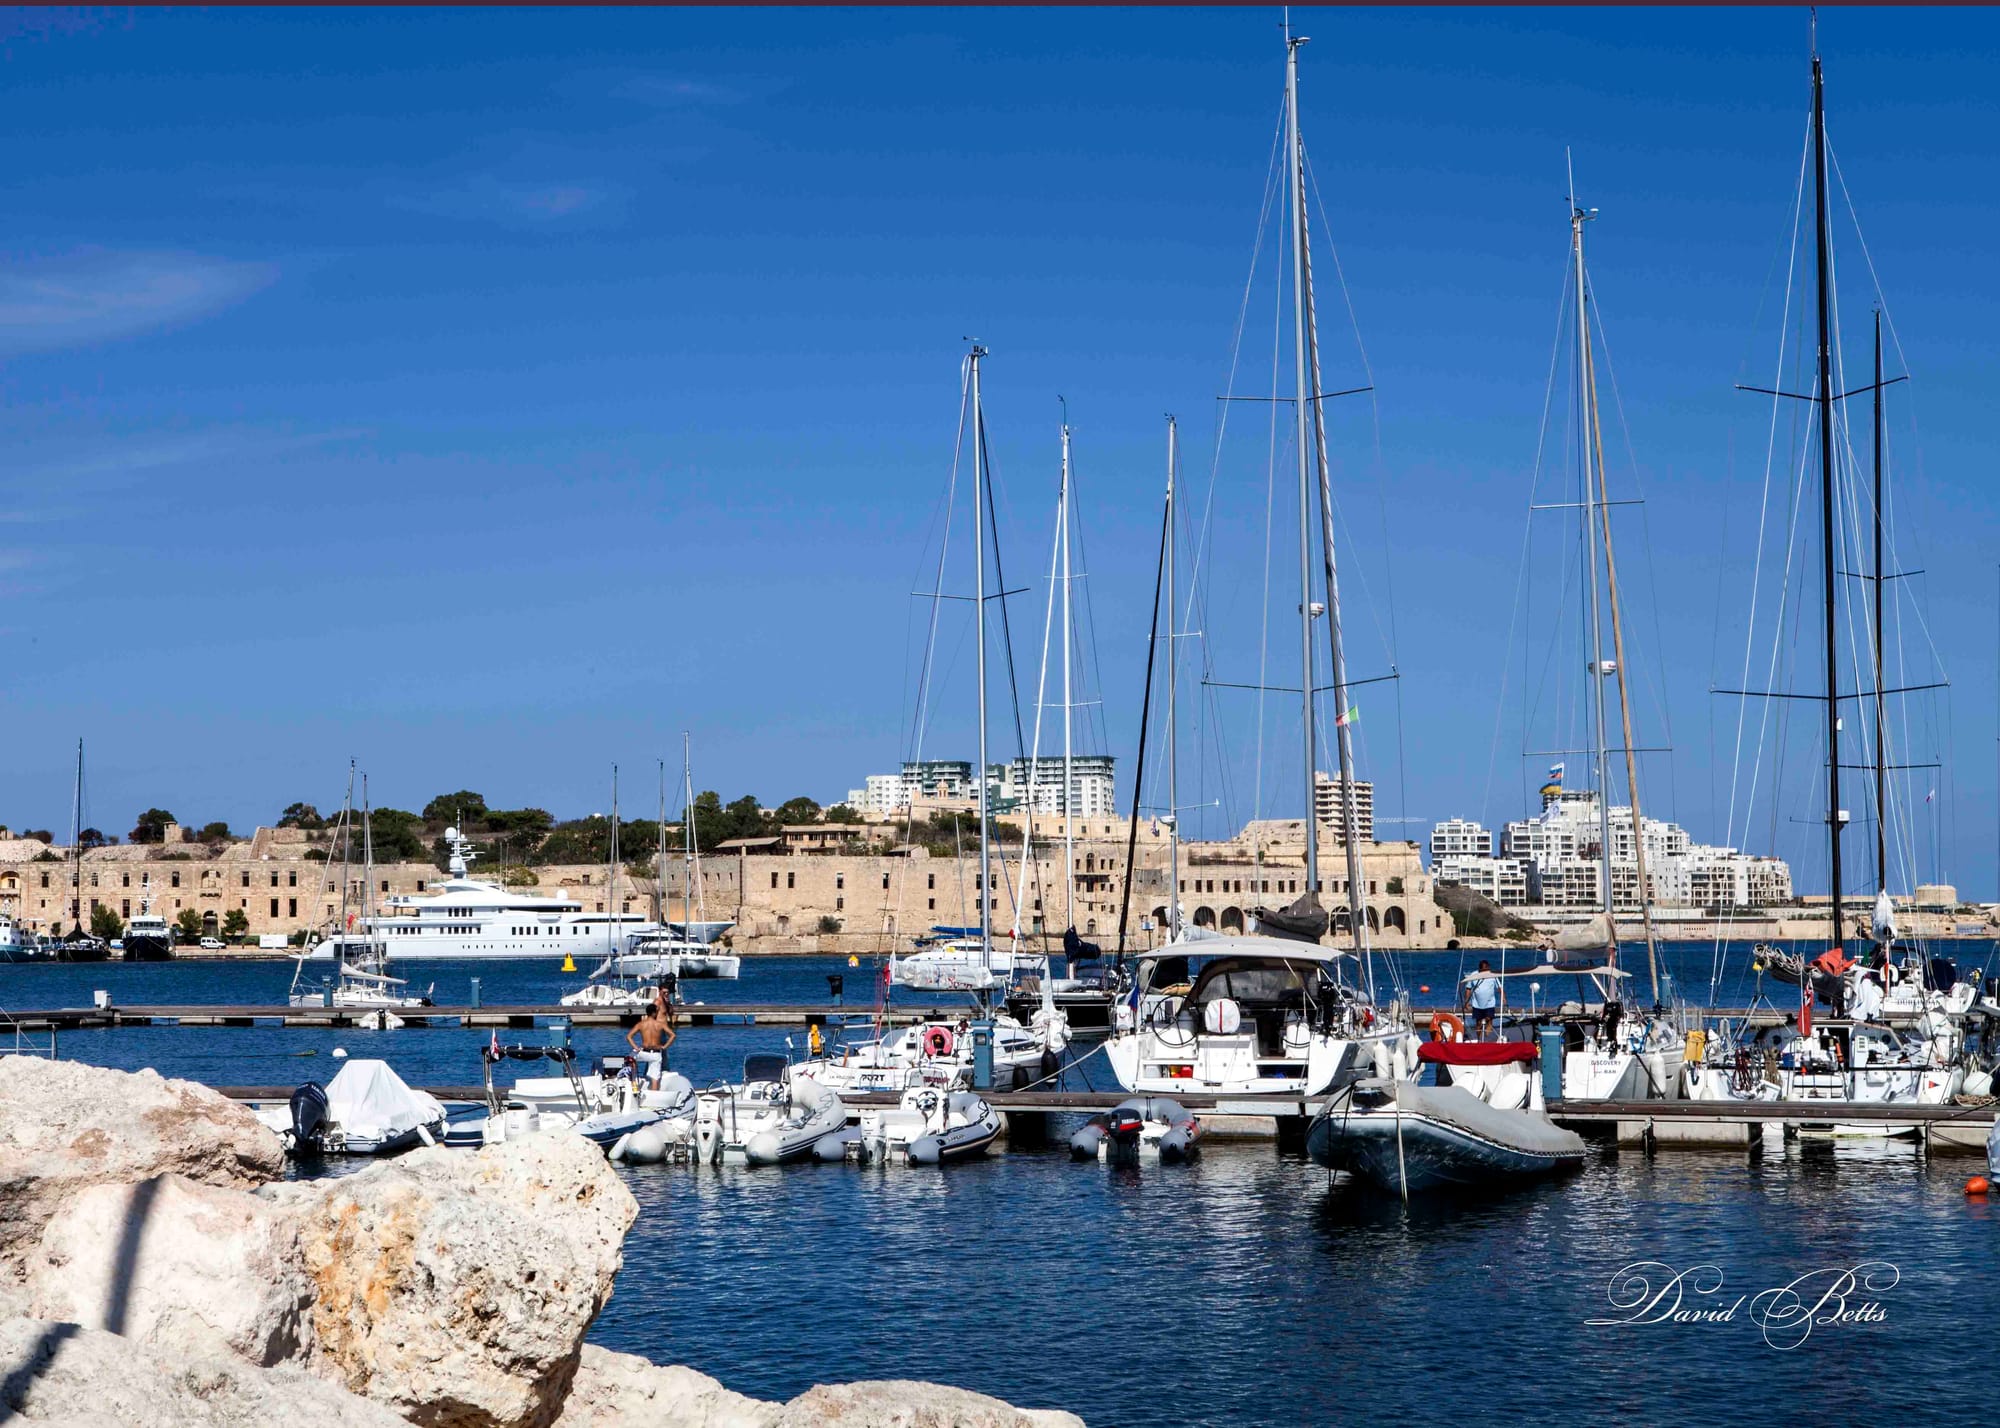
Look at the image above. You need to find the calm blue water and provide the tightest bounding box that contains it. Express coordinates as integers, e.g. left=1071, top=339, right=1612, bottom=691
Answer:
left=8, top=947, right=1997, bottom=1424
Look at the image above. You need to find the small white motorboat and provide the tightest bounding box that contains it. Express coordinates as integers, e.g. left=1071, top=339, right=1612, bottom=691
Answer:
left=258, top=1058, right=447, bottom=1156
left=477, top=1041, right=696, bottom=1154
left=693, top=1054, right=847, bottom=1166
left=813, top=1086, right=1003, bottom=1165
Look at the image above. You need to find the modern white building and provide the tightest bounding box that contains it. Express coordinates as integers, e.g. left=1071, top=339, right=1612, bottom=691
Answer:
left=1429, top=817, right=1492, bottom=862
left=1434, top=854, right=1533, bottom=907
left=842, top=755, right=1114, bottom=820
left=1312, top=773, right=1374, bottom=844
left=1431, top=787, right=1793, bottom=911
left=1000, top=755, right=1117, bottom=818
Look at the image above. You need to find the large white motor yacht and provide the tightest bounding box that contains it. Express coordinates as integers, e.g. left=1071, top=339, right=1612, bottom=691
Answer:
left=306, top=828, right=657, bottom=961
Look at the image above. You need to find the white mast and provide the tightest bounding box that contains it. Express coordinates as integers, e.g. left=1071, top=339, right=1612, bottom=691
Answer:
left=1570, top=177, right=1617, bottom=940
left=606, top=766, right=620, bottom=958
left=361, top=772, right=378, bottom=972
left=1060, top=418, right=1076, bottom=931
left=1165, top=414, right=1182, bottom=943
left=683, top=733, right=704, bottom=926
left=1286, top=33, right=1320, bottom=911
left=969, top=344, right=993, bottom=967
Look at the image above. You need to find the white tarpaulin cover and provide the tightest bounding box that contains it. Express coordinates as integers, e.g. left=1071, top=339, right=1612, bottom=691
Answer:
left=1553, top=914, right=1617, bottom=954
left=324, top=1058, right=445, bottom=1138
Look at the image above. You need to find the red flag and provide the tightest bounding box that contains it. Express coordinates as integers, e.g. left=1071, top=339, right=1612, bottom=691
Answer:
left=1798, top=990, right=1813, bottom=1039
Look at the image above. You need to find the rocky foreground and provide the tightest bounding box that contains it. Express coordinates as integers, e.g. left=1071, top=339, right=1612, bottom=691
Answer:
left=0, top=1057, right=1082, bottom=1428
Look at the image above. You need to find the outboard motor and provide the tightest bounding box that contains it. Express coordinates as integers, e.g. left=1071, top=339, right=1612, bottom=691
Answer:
left=289, top=1080, right=330, bottom=1154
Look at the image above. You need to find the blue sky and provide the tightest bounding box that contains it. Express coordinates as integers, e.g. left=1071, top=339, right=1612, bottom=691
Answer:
left=2, top=7, right=1996, bottom=897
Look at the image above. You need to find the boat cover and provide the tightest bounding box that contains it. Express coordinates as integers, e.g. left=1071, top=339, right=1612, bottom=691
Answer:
left=1247, top=891, right=1329, bottom=945
left=324, top=1059, right=444, bottom=1137
left=1419, top=1040, right=1538, bottom=1066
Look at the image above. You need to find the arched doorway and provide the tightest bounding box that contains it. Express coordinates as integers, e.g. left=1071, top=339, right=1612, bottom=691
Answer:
left=1365, top=906, right=1380, bottom=932
left=1193, top=906, right=1216, bottom=929
left=1220, top=906, right=1244, bottom=934
left=1385, top=906, right=1407, bottom=934
left=201, top=910, right=218, bottom=936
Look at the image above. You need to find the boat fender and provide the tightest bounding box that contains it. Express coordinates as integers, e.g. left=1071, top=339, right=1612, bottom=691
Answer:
left=1040, top=1047, right=1061, bottom=1084
left=1432, top=1012, right=1465, bottom=1043
left=923, top=1026, right=955, bottom=1058
left=1685, top=1029, right=1707, bottom=1065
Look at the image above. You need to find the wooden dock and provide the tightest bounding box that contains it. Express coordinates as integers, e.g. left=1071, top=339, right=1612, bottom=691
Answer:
left=200, top=1083, right=1998, bottom=1154
left=0, top=1003, right=943, bottom=1032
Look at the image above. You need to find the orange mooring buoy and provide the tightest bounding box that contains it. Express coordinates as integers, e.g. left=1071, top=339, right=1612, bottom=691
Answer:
left=1419, top=985, right=1430, bottom=994
left=1966, top=1176, right=1991, bottom=1196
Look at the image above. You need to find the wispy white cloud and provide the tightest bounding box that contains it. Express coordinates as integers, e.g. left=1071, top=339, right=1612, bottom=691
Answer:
left=397, top=175, right=624, bottom=227
left=610, top=74, right=751, bottom=108
left=0, top=249, right=275, bottom=355
left=29, top=427, right=366, bottom=489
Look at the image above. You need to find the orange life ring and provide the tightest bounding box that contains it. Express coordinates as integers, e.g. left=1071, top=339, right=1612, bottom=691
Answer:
left=922, top=1026, right=956, bottom=1058
left=1432, top=1011, right=1465, bottom=1043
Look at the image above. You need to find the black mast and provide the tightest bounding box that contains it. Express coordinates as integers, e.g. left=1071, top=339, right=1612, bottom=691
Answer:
left=1811, top=52, right=1844, bottom=953
left=1872, top=310, right=1886, bottom=895
left=1114, top=477, right=1172, bottom=957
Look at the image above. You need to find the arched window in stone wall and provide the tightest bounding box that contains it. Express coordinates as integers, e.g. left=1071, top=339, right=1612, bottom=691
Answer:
left=1194, top=906, right=1216, bottom=929
left=1220, top=906, right=1244, bottom=933
left=1385, top=906, right=1407, bottom=934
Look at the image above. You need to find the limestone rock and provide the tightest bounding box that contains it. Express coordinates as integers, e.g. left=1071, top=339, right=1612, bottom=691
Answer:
left=29, top=1173, right=313, bottom=1366
left=0, top=1314, right=406, bottom=1428
left=775, top=1382, right=1086, bottom=1428
left=294, top=1129, right=638, bottom=1428
left=552, top=1345, right=776, bottom=1428
left=0, top=1058, right=284, bottom=1284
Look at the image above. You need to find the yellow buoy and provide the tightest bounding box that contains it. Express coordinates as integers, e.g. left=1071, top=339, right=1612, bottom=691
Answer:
left=848, top=955, right=859, bottom=967
left=561, top=953, right=576, bottom=973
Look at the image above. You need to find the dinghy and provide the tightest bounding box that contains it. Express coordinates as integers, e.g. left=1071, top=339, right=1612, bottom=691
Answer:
left=813, top=1086, right=1002, bottom=1166
left=1306, top=1040, right=1584, bottom=1195
left=1068, top=1097, right=1204, bottom=1162
left=693, top=1054, right=847, bottom=1166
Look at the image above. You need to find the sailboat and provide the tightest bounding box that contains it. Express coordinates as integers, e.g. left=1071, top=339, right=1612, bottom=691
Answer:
left=565, top=743, right=739, bottom=1007
left=796, top=345, right=1070, bottom=1094
left=292, top=767, right=432, bottom=1016
left=1685, top=42, right=1966, bottom=1124
left=1105, top=34, right=1416, bottom=1101
left=55, top=740, right=107, bottom=963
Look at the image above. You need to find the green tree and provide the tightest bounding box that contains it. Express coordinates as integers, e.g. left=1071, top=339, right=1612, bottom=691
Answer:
left=423, top=791, right=489, bottom=828
left=824, top=804, right=863, bottom=825
left=278, top=802, right=324, bottom=830
left=21, top=828, right=53, bottom=843
left=771, top=796, right=822, bottom=827
left=198, top=821, right=234, bottom=843
left=129, top=808, right=177, bottom=844
left=221, top=908, right=250, bottom=941
left=483, top=806, right=554, bottom=839
left=174, top=908, right=203, bottom=942
left=77, top=827, right=109, bottom=851
left=90, top=904, right=124, bottom=941
left=369, top=809, right=431, bottom=863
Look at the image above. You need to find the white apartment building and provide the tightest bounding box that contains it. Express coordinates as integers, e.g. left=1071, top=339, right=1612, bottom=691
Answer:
left=1001, top=755, right=1117, bottom=818
left=842, top=755, right=1114, bottom=820
left=1434, top=854, right=1532, bottom=907
left=1432, top=787, right=1793, bottom=911
left=1312, top=773, right=1375, bottom=844
left=1429, top=817, right=1492, bottom=862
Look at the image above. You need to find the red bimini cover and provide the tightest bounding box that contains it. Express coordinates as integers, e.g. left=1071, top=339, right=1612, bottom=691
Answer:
left=1418, top=1040, right=1539, bottom=1066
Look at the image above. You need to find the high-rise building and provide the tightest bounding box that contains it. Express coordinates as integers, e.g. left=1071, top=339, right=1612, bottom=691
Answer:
left=1312, top=773, right=1374, bottom=844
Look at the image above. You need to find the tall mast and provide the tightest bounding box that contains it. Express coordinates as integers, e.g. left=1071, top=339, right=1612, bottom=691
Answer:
left=1286, top=32, right=1320, bottom=906
left=70, top=738, right=82, bottom=934
left=969, top=344, right=993, bottom=964
left=658, top=760, right=669, bottom=923
left=1165, top=415, right=1181, bottom=943
left=338, top=761, right=356, bottom=941
left=684, top=735, right=703, bottom=925
left=1872, top=310, right=1887, bottom=895
left=1295, top=95, right=1369, bottom=986
left=1571, top=190, right=1617, bottom=934
left=1060, top=419, right=1076, bottom=931
left=1573, top=188, right=1664, bottom=1003
left=607, top=766, right=619, bottom=956
left=1812, top=52, right=1845, bottom=954
left=361, top=772, right=378, bottom=969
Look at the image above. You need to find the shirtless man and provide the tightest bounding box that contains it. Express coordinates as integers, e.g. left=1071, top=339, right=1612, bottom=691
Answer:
left=627, top=1000, right=676, bottom=1077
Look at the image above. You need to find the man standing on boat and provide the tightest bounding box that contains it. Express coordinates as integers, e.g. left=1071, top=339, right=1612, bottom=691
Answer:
left=628, top=996, right=677, bottom=1079
left=1462, top=961, right=1502, bottom=1042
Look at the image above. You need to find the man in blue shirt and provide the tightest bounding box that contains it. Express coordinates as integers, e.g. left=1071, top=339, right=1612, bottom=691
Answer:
left=1463, top=960, right=1502, bottom=1042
